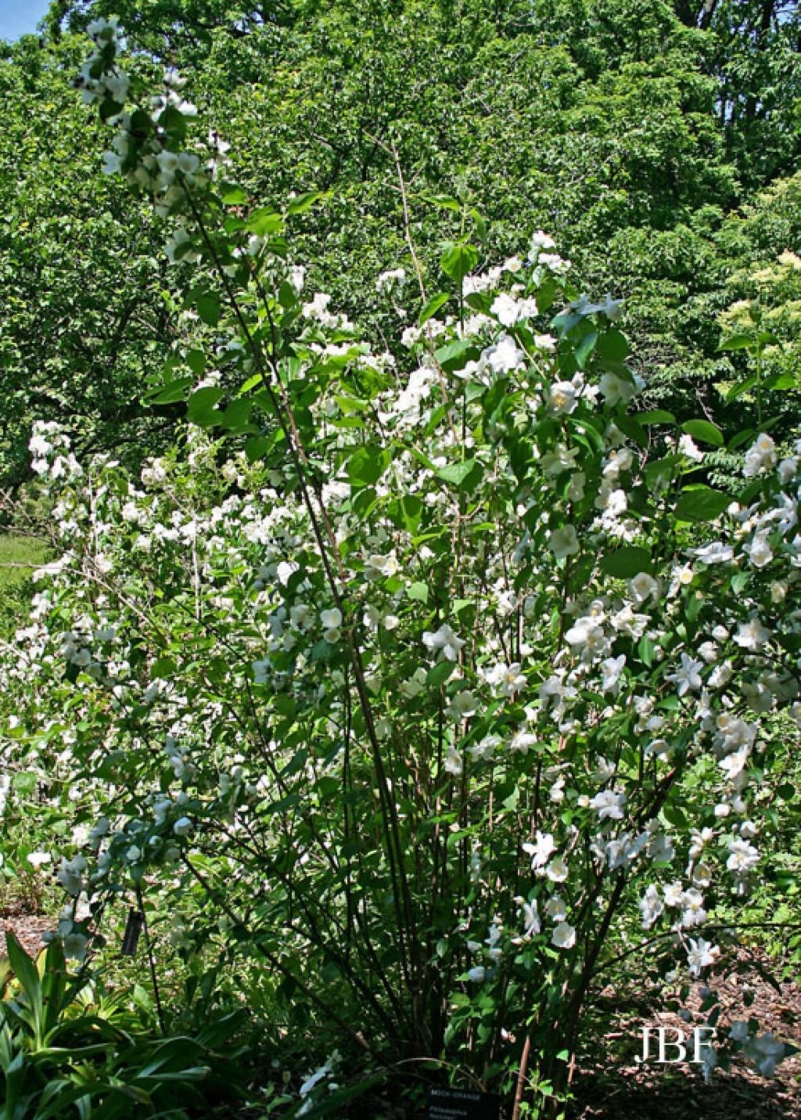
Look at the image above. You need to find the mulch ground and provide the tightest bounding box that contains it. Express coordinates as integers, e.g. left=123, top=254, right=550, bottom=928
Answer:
left=568, top=946, right=800, bottom=1120
left=2, top=909, right=798, bottom=1118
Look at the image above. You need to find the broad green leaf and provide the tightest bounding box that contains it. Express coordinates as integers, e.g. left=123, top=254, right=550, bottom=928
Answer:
left=421, top=193, right=461, bottom=211
left=674, top=486, right=731, bottom=523
left=440, top=242, right=479, bottom=285
left=185, top=349, right=206, bottom=375
left=638, top=409, right=675, bottom=425
left=718, top=333, right=754, bottom=351
left=150, top=657, right=177, bottom=679
left=346, top=444, right=389, bottom=487
left=419, top=291, right=450, bottom=325
left=681, top=419, right=724, bottom=447
left=434, top=459, right=483, bottom=491
left=196, top=292, right=221, bottom=327
left=187, top=386, right=224, bottom=425
left=596, top=329, right=629, bottom=362
left=599, top=547, right=653, bottom=578
left=426, top=660, right=456, bottom=688
left=245, top=208, right=283, bottom=236
left=145, top=377, right=193, bottom=405
left=286, top=190, right=328, bottom=215
left=434, top=339, right=477, bottom=372
left=220, top=183, right=247, bottom=204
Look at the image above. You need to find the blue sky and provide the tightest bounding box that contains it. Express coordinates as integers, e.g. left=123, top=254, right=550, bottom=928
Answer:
left=0, top=0, right=55, bottom=41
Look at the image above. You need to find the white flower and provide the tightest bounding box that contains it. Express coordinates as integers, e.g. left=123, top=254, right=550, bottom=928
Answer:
left=422, top=623, right=465, bottom=661
left=26, top=851, right=52, bottom=868
left=588, top=789, right=626, bottom=821
left=509, top=729, right=537, bottom=752
left=663, top=881, right=686, bottom=908
left=522, top=830, right=556, bottom=870
left=726, top=838, right=759, bottom=874
left=545, top=895, right=567, bottom=922
left=548, top=525, right=579, bottom=559
left=546, top=855, right=569, bottom=882
left=401, top=667, right=427, bottom=698
left=547, top=380, right=579, bottom=416
left=444, top=745, right=463, bottom=775
left=666, top=652, right=704, bottom=697
left=516, top=896, right=541, bottom=938
left=490, top=292, right=521, bottom=327
left=599, top=371, right=636, bottom=407
left=679, top=434, right=704, bottom=462
left=692, top=541, right=733, bottom=565
left=686, top=937, right=718, bottom=977
left=733, top=617, right=770, bottom=652
left=628, top=572, right=659, bottom=604
left=680, top=888, right=707, bottom=927
left=173, top=816, right=193, bottom=837
left=599, top=654, right=626, bottom=693
left=551, top=921, right=576, bottom=949
left=320, top=607, right=342, bottom=629
left=468, top=734, right=501, bottom=761
left=746, top=533, right=773, bottom=568
left=743, top=433, right=777, bottom=477
left=639, top=885, right=664, bottom=928
left=449, top=689, right=479, bottom=720
left=467, top=966, right=487, bottom=982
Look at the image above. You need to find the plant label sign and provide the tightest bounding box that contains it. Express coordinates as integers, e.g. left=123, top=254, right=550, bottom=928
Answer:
left=427, top=1088, right=500, bottom=1120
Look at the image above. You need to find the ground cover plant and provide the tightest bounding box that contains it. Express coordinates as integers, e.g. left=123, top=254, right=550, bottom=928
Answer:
left=0, top=15, right=799, bottom=1118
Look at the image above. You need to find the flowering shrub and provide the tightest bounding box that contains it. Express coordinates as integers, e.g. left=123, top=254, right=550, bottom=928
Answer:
left=1, top=18, right=800, bottom=1116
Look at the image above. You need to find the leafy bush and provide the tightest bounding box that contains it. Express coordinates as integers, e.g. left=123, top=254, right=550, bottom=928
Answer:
left=1, top=19, right=799, bottom=1119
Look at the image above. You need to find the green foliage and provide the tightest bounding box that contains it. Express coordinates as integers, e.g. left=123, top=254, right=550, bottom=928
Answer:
left=0, top=933, right=248, bottom=1119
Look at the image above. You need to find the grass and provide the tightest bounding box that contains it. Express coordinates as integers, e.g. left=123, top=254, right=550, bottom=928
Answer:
left=0, top=532, right=49, bottom=636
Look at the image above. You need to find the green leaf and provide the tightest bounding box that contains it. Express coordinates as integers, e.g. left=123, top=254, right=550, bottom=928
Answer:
left=407, top=582, right=429, bottom=603
left=220, top=183, right=247, bottom=204
left=286, top=190, right=328, bottom=215
left=387, top=495, right=423, bottom=534
left=638, top=635, right=655, bottom=667
left=6, top=934, right=41, bottom=1020
left=440, top=242, right=479, bottom=285
left=596, top=329, right=629, bottom=362
left=421, top=193, right=461, bottom=212
left=160, top=105, right=187, bottom=142
left=638, top=409, right=675, bottom=425
left=150, top=657, right=177, bottom=679
left=426, top=660, right=456, bottom=688
left=220, top=398, right=254, bottom=431
left=718, top=333, right=754, bottom=351
left=245, top=208, right=283, bottom=236
left=196, top=292, right=221, bottom=327
left=574, top=330, right=598, bottom=368
left=681, top=419, right=724, bottom=447
left=185, top=348, right=206, bottom=375
left=725, top=374, right=758, bottom=402
left=599, top=547, right=653, bottom=579
left=145, top=376, right=193, bottom=405
left=674, top=486, right=731, bottom=523
left=434, top=339, right=477, bottom=372
left=434, top=459, right=483, bottom=491
left=346, top=445, right=389, bottom=487
left=419, top=291, right=450, bottom=325
left=187, top=386, right=224, bottom=426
